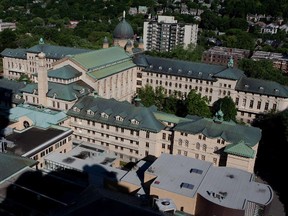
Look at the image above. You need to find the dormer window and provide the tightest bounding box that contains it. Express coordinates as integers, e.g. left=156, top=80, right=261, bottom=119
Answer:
left=131, top=119, right=139, bottom=125
left=80, top=88, right=85, bottom=94
left=149, top=65, right=153, bottom=69
left=116, top=115, right=124, bottom=122
left=159, top=66, right=162, bottom=70
left=73, top=106, right=80, bottom=112
left=87, top=110, right=94, bottom=115
left=101, top=112, right=109, bottom=119
left=15, top=94, right=21, bottom=99
left=168, top=67, right=172, bottom=71
left=178, top=69, right=182, bottom=73
left=244, top=84, right=249, bottom=88
left=259, top=86, right=264, bottom=90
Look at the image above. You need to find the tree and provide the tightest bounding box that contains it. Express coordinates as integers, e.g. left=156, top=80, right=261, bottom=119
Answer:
left=185, top=90, right=211, bottom=118
left=137, top=85, right=155, bottom=107
left=212, top=96, right=237, bottom=121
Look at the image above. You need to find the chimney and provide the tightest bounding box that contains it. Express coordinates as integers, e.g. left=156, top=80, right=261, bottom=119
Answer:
left=37, top=52, right=48, bottom=107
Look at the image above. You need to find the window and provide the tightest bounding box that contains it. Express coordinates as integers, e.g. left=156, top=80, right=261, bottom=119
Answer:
left=195, top=153, right=199, bottom=159
left=264, top=102, right=269, bottom=111
left=178, top=139, right=182, bottom=146
left=242, top=98, right=246, bottom=107
left=198, top=134, right=202, bottom=140
left=178, top=150, right=181, bottom=155
left=162, top=133, right=166, bottom=140
left=202, top=144, right=207, bottom=152
left=201, top=155, right=205, bottom=160
left=162, top=143, right=165, bottom=149
left=214, top=147, right=218, bottom=152
left=185, top=140, right=189, bottom=147
left=221, top=140, right=225, bottom=144
left=146, top=142, right=149, bottom=148
left=184, top=151, right=188, bottom=156
left=146, top=132, right=150, bottom=138
left=196, top=142, right=200, bottom=150
left=257, top=101, right=261, bottom=109
left=213, top=158, right=217, bottom=165
left=249, top=100, right=254, bottom=108
left=235, top=97, right=239, bottom=105
left=273, top=103, right=277, bottom=110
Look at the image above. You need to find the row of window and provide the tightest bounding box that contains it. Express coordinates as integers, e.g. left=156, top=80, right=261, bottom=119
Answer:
left=235, top=98, right=277, bottom=111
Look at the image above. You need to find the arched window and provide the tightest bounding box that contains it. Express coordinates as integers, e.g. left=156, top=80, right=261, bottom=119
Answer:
left=202, top=144, right=207, bottom=152
left=196, top=142, right=200, bottom=150
left=178, top=139, right=182, bottom=146
left=214, top=147, right=218, bottom=152
left=185, top=140, right=189, bottom=147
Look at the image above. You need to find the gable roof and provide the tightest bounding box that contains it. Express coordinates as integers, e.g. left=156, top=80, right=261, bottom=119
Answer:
left=173, top=117, right=261, bottom=147
left=67, top=96, right=165, bottom=133
left=20, top=80, right=93, bottom=101
left=48, top=65, right=82, bottom=80
left=70, top=47, right=132, bottom=71
left=235, top=76, right=288, bottom=98
left=214, top=67, right=245, bottom=80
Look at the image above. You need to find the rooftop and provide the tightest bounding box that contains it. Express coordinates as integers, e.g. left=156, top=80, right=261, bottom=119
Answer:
left=5, top=126, right=72, bottom=156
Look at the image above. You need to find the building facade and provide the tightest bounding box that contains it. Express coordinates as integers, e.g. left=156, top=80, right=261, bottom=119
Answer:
left=66, top=95, right=261, bottom=173
left=143, top=15, right=198, bottom=52
left=202, top=46, right=251, bottom=67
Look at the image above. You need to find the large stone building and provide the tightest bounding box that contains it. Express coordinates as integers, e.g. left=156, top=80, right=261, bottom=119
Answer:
left=67, top=95, right=261, bottom=173
left=143, top=15, right=198, bottom=52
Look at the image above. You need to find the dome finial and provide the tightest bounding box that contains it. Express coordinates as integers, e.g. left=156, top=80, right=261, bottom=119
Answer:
left=123, top=10, right=126, bottom=19
left=39, top=37, right=44, bottom=45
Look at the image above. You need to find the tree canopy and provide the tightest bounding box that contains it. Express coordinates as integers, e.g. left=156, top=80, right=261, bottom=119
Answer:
left=212, top=96, right=237, bottom=122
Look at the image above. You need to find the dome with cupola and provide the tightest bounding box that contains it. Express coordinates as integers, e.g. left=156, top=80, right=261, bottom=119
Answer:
left=113, top=11, right=134, bottom=39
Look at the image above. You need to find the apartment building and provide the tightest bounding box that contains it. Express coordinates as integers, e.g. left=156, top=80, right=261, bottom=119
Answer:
left=251, top=50, right=288, bottom=73
left=143, top=15, right=198, bottom=52
left=66, top=95, right=261, bottom=173
left=202, top=46, right=251, bottom=67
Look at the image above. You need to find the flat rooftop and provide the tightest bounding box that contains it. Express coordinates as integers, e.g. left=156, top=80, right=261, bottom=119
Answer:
left=5, top=127, right=66, bottom=156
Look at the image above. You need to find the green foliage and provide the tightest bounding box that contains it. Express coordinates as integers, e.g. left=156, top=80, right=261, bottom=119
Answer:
left=137, top=84, right=156, bottom=107
left=146, top=44, right=205, bottom=62
left=220, top=29, right=255, bottom=50
left=239, top=59, right=288, bottom=85
left=185, top=90, right=211, bottom=118
left=212, top=96, right=237, bottom=121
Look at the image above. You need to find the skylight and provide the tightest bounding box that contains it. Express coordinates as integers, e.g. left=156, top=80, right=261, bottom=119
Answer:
left=181, top=182, right=194, bottom=190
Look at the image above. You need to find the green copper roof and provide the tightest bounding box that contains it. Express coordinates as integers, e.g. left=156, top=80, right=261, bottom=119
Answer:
left=153, top=111, right=192, bottom=124
left=214, top=67, right=245, bottom=80
left=70, top=47, right=131, bottom=71
left=20, top=80, right=93, bottom=101
left=9, top=104, right=68, bottom=129
left=67, top=96, right=165, bottom=133
left=0, top=152, right=37, bottom=183
left=236, top=77, right=288, bottom=98
left=174, top=118, right=261, bottom=147
left=224, top=141, right=255, bottom=158
left=48, top=65, right=82, bottom=80
left=88, top=60, right=135, bottom=80
left=1, top=48, right=27, bottom=59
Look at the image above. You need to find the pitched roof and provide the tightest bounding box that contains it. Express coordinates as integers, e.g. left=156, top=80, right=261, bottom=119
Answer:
left=173, top=118, right=261, bottom=147
left=153, top=111, right=192, bottom=124
left=70, top=47, right=131, bottom=71
left=0, top=79, right=26, bottom=104
left=235, top=76, right=288, bottom=98
left=88, top=60, right=136, bottom=80
left=0, top=152, right=37, bottom=183
left=224, top=141, right=255, bottom=158
left=26, top=44, right=91, bottom=59
left=137, top=55, right=245, bottom=81
left=48, top=65, right=82, bottom=80
left=9, top=104, right=68, bottom=129
left=214, top=67, right=245, bottom=80
left=67, top=96, right=165, bottom=133
left=20, top=80, right=93, bottom=101
left=1, top=48, right=27, bottom=59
